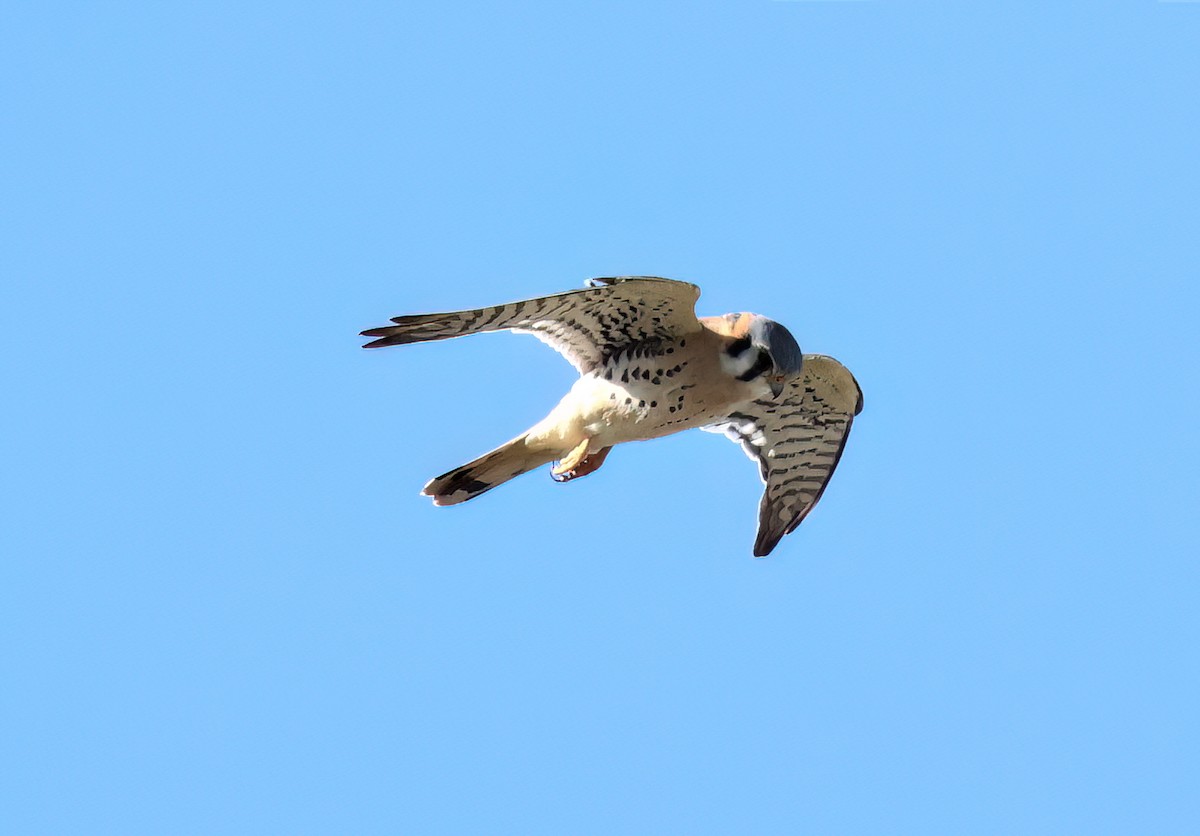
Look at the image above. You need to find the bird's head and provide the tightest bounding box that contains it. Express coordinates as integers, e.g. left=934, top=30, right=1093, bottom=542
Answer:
left=719, top=313, right=803, bottom=399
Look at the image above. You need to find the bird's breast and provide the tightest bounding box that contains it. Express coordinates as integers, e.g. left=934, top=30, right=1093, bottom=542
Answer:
left=562, top=344, right=755, bottom=444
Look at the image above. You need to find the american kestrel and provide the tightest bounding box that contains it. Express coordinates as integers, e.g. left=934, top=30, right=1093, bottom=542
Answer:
left=362, top=276, right=862, bottom=557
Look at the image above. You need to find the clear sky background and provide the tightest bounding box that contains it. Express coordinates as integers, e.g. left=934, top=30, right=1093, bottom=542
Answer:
left=3, top=2, right=1198, bottom=833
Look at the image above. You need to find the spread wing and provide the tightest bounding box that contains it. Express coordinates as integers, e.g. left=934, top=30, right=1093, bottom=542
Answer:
left=705, top=354, right=863, bottom=557
left=360, top=276, right=703, bottom=373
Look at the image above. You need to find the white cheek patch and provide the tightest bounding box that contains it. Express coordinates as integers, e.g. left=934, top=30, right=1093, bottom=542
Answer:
left=720, top=351, right=756, bottom=378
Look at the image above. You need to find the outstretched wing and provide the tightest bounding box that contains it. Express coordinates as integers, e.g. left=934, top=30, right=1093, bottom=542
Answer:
left=706, top=354, right=863, bottom=557
left=361, top=276, right=702, bottom=373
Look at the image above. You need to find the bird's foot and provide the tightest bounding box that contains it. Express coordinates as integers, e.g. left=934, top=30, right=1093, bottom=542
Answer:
left=551, top=439, right=591, bottom=477
left=551, top=446, right=612, bottom=483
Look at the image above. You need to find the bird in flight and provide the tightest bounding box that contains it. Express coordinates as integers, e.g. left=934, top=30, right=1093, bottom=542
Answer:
left=362, top=276, right=862, bottom=557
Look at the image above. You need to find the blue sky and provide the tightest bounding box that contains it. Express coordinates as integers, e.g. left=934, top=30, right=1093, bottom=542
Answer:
left=2, top=2, right=1197, bottom=833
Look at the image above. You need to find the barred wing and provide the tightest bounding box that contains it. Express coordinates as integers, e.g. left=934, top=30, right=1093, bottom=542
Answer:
left=361, top=276, right=702, bottom=373
left=707, top=354, right=863, bottom=557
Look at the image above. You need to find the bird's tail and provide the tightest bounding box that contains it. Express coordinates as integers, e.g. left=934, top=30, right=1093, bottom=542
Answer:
left=361, top=302, right=533, bottom=349
left=422, top=434, right=557, bottom=506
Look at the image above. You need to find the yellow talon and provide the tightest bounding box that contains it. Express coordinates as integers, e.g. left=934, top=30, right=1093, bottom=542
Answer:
left=552, top=439, right=590, bottom=476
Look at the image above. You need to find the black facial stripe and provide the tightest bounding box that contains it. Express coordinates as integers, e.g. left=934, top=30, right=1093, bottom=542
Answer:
left=727, top=337, right=752, bottom=357
left=736, top=351, right=773, bottom=382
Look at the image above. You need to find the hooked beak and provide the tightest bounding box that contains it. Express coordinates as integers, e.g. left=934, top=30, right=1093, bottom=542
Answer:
left=769, top=378, right=786, bottom=399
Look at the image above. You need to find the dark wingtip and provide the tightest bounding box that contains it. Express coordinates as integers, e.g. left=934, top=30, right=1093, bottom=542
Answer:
left=360, top=327, right=412, bottom=349
left=843, top=364, right=865, bottom=415
left=752, top=534, right=778, bottom=558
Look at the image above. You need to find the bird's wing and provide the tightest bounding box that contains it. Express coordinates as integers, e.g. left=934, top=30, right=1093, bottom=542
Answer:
left=704, top=354, right=863, bottom=557
left=361, top=276, right=703, bottom=374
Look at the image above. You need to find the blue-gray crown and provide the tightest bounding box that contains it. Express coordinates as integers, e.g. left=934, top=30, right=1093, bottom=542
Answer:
left=749, top=318, right=803, bottom=376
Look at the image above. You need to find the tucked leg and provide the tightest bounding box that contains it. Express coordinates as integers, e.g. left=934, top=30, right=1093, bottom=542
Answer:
left=551, top=439, right=591, bottom=477
left=551, top=446, right=612, bottom=483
